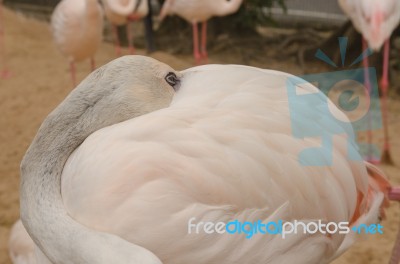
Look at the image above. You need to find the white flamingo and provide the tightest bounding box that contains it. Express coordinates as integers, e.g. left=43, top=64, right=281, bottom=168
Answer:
left=338, top=0, right=400, bottom=163
left=103, top=0, right=149, bottom=56
left=0, top=0, right=11, bottom=79
left=18, top=55, right=391, bottom=264
left=159, top=0, right=243, bottom=64
left=51, top=0, right=104, bottom=86
left=9, top=220, right=36, bottom=264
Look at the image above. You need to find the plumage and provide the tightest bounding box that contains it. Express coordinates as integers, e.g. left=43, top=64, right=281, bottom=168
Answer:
left=103, top=0, right=148, bottom=26
left=159, top=0, right=243, bottom=64
left=18, top=56, right=388, bottom=264
left=9, top=220, right=36, bottom=264
left=51, top=0, right=104, bottom=85
left=103, top=0, right=148, bottom=56
left=338, top=0, right=400, bottom=50
left=160, top=0, right=242, bottom=23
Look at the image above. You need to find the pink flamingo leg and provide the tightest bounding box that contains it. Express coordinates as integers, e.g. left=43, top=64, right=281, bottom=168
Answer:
left=200, top=21, right=208, bottom=63
left=389, top=187, right=400, bottom=264
left=362, top=38, right=374, bottom=162
left=70, top=61, right=77, bottom=87
left=192, top=22, right=201, bottom=65
left=112, top=25, right=122, bottom=57
left=126, top=22, right=135, bottom=55
left=0, top=1, right=11, bottom=79
left=380, top=39, right=392, bottom=163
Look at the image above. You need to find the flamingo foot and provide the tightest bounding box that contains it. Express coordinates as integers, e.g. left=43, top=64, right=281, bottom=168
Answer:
left=381, top=77, right=389, bottom=89
left=115, top=46, right=122, bottom=57
left=365, top=157, right=381, bottom=165
left=194, top=52, right=202, bottom=65
left=381, top=149, right=394, bottom=165
left=389, top=187, right=400, bottom=201
left=127, top=14, right=140, bottom=21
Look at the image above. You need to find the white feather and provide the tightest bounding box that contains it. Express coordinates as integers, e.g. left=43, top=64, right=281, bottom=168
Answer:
left=57, top=64, right=384, bottom=263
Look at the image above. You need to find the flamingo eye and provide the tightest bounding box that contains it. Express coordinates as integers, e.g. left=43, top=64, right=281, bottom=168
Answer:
left=165, top=72, right=180, bottom=91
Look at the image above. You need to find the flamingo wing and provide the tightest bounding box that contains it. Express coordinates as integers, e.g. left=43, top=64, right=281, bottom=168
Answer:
left=61, top=65, right=385, bottom=264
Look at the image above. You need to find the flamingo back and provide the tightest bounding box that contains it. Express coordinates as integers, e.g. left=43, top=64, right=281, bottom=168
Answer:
left=161, top=0, right=242, bottom=23
left=61, top=65, right=386, bottom=264
left=51, top=0, right=104, bottom=62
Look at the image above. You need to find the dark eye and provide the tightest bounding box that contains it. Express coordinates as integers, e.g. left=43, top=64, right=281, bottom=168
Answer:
left=165, top=72, right=180, bottom=91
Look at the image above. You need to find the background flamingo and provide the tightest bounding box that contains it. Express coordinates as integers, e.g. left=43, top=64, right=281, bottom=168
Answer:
left=8, top=220, right=36, bottom=264
left=103, top=0, right=149, bottom=56
left=0, top=0, right=11, bottom=79
left=338, top=0, right=400, bottom=164
left=18, top=55, right=390, bottom=264
left=51, top=0, right=104, bottom=86
left=159, top=0, right=243, bottom=64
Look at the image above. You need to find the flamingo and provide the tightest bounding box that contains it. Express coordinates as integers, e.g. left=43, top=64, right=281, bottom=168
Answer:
left=159, top=0, right=243, bottom=64
left=338, top=0, right=400, bottom=163
left=18, top=55, right=393, bottom=264
left=51, top=0, right=104, bottom=86
left=9, top=220, right=36, bottom=264
left=103, top=0, right=149, bottom=56
left=0, top=0, right=11, bottom=79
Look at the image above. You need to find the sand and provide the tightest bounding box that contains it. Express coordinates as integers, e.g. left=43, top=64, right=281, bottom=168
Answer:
left=0, top=7, right=400, bottom=264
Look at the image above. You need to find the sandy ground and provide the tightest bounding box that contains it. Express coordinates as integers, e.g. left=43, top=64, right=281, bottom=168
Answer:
left=1, top=7, right=400, bottom=264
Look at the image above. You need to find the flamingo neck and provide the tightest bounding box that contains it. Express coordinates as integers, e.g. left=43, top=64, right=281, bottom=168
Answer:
left=20, top=80, right=161, bottom=264
left=20, top=86, right=111, bottom=263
